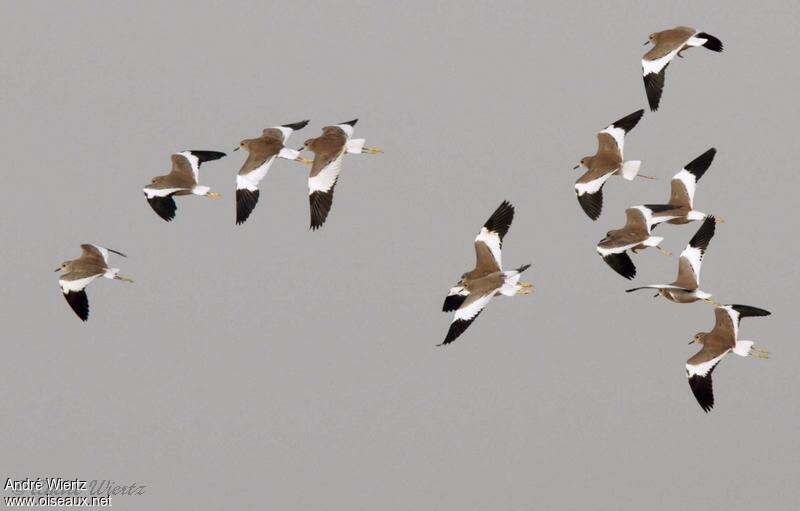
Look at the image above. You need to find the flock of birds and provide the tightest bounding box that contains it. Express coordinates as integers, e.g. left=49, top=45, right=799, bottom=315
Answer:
left=55, top=27, right=770, bottom=413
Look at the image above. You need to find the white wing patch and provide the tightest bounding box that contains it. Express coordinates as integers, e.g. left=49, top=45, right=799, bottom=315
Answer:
left=275, top=126, right=294, bottom=142
left=575, top=172, right=613, bottom=196
left=308, top=155, right=344, bottom=195
left=475, top=227, right=502, bottom=269
left=686, top=35, right=706, bottom=47
left=236, top=156, right=277, bottom=192
left=642, top=49, right=679, bottom=76
left=600, top=126, right=626, bottom=157
left=722, top=306, right=740, bottom=340
left=335, top=124, right=355, bottom=138
left=453, top=293, right=494, bottom=323
left=143, top=187, right=186, bottom=198
left=673, top=169, right=698, bottom=206
left=596, top=242, right=638, bottom=257
left=687, top=349, right=729, bottom=378
left=176, top=151, right=200, bottom=182
left=59, top=275, right=100, bottom=293
left=448, top=285, right=469, bottom=297
left=680, top=245, right=704, bottom=282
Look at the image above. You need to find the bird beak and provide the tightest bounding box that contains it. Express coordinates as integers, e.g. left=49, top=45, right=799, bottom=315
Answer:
left=233, top=146, right=239, bottom=152
left=296, top=146, right=305, bottom=151
left=54, top=267, right=61, bottom=272
left=573, top=164, right=580, bottom=170
left=643, top=41, right=649, bottom=45
left=688, top=339, right=696, bottom=345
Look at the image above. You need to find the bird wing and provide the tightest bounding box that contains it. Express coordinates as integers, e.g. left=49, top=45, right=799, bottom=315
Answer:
left=473, top=201, right=514, bottom=273
left=80, top=244, right=126, bottom=265
left=597, top=109, right=644, bottom=160
left=439, top=292, right=496, bottom=346
left=674, top=215, right=716, bottom=289
left=670, top=148, right=717, bottom=208
left=686, top=343, right=730, bottom=412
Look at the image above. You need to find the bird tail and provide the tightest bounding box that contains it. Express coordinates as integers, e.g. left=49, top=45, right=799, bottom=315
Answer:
left=696, top=32, right=723, bottom=52
left=620, top=160, right=642, bottom=180
left=346, top=138, right=366, bottom=154
left=733, top=340, right=754, bottom=357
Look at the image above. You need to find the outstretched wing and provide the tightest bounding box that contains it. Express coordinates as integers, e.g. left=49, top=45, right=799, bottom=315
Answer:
left=675, top=215, right=716, bottom=289
left=439, top=293, right=495, bottom=346
left=473, top=201, right=514, bottom=273
left=670, top=148, right=717, bottom=208
left=686, top=344, right=729, bottom=412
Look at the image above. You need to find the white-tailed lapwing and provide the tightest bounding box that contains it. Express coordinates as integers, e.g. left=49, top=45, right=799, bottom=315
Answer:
left=299, top=119, right=382, bottom=230
left=574, top=109, right=651, bottom=220
left=596, top=205, right=677, bottom=279
left=143, top=150, right=226, bottom=222
left=686, top=304, right=770, bottom=412
left=626, top=215, right=717, bottom=303
left=642, top=27, right=723, bottom=111
left=440, top=201, right=533, bottom=346
left=55, top=244, right=133, bottom=321
left=234, top=120, right=312, bottom=225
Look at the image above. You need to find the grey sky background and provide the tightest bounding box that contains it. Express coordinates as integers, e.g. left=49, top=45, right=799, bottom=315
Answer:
left=1, top=1, right=799, bottom=509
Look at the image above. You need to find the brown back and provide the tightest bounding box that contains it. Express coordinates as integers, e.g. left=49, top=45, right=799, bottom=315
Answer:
left=308, top=126, right=348, bottom=178
left=645, top=26, right=695, bottom=60
left=238, top=137, right=283, bottom=175
left=668, top=179, right=691, bottom=208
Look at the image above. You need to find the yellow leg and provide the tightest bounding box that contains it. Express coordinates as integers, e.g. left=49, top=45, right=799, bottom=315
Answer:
left=657, top=246, right=672, bottom=257
left=295, top=156, right=313, bottom=165
left=114, top=275, right=134, bottom=283
left=363, top=147, right=383, bottom=155
left=206, top=191, right=222, bottom=200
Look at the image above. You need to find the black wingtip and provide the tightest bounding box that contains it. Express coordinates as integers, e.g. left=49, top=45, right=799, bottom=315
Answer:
left=440, top=313, right=482, bottom=346
left=576, top=190, right=603, bottom=220
left=643, top=64, right=668, bottom=111
left=688, top=372, right=716, bottom=412
left=236, top=188, right=260, bottom=225
left=145, top=195, right=177, bottom=222
left=601, top=252, right=637, bottom=280
left=341, top=119, right=358, bottom=127
left=729, top=305, right=771, bottom=319
left=282, top=120, right=310, bottom=131
left=696, top=32, right=723, bottom=52
left=309, top=188, right=335, bottom=231
left=442, top=294, right=467, bottom=312
left=483, top=201, right=515, bottom=239
left=63, top=290, right=89, bottom=321
left=684, top=147, right=717, bottom=180
left=688, top=215, right=716, bottom=251
left=643, top=203, right=679, bottom=214
left=187, top=150, right=227, bottom=163
left=611, top=109, right=645, bottom=132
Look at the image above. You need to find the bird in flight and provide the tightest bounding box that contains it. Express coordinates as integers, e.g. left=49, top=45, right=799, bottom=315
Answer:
left=642, top=27, right=723, bottom=111
left=143, top=150, right=227, bottom=222
left=596, top=205, right=677, bottom=279
left=686, top=304, right=770, bottom=412
left=626, top=215, right=717, bottom=303
left=574, top=109, right=652, bottom=220
left=234, top=120, right=313, bottom=225
left=650, top=148, right=722, bottom=226
left=299, top=119, right=382, bottom=230
left=440, top=201, right=533, bottom=346
left=55, top=244, right=133, bottom=321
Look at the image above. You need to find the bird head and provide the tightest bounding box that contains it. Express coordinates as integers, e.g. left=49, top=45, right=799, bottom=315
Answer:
left=54, top=262, right=69, bottom=272
left=574, top=156, right=591, bottom=170
left=689, top=332, right=707, bottom=345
